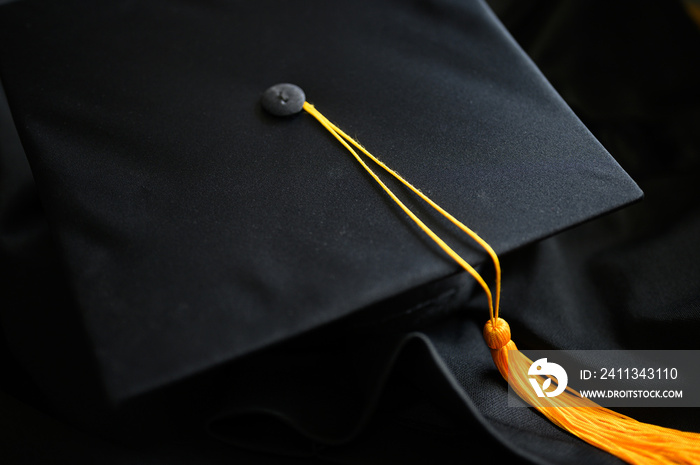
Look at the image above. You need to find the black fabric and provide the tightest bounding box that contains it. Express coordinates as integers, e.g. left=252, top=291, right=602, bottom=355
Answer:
left=1, top=0, right=698, bottom=464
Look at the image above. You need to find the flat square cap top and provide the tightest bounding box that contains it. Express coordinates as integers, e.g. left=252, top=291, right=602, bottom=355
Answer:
left=0, top=0, right=641, bottom=400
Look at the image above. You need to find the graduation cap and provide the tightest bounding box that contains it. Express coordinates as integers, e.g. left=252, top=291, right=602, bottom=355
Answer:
left=1, top=0, right=697, bottom=463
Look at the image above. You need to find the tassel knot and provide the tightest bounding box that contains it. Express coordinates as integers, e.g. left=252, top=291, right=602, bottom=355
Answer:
left=483, top=317, right=511, bottom=349
left=483, top=318, right=517, bottom=380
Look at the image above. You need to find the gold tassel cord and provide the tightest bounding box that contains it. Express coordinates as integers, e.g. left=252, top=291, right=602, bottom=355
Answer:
left=303, top=102, right=500, bottom=324
left=302, top=101, right=700, bottom=465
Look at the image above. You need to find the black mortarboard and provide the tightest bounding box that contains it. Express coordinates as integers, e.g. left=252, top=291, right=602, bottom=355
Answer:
left=2, top=0, right=680, bottom=463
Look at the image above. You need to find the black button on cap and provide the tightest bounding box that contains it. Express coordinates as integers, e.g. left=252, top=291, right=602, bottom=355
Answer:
left=261, top=83, right=305, bottom=116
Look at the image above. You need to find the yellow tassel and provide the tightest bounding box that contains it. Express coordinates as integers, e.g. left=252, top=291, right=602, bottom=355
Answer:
left=483, top=318, right=700, bottom=464
left=302, top=100, right=700, bottom=465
